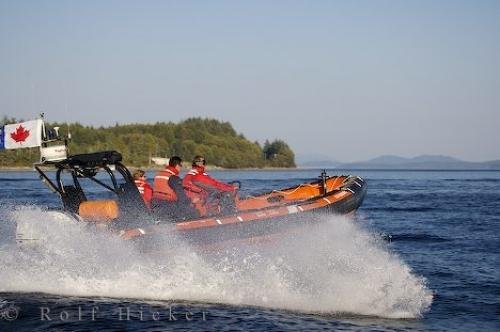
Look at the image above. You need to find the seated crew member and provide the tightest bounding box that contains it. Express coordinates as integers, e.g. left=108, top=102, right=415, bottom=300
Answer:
left=133, top=169, right=153, bottom=208
left=152, top=156, right=198, bottom=220
left=183, top=155, right=237, bottom=216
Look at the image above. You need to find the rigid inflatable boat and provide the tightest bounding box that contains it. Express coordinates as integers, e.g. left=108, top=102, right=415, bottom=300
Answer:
left=29, top=149, right=366, bottom=243
left=9, top=117, right=366, bottom=244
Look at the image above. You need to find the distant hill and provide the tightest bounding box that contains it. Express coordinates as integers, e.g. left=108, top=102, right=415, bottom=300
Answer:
left=0, top=117, right=296, bottom=168
left=298, top=154, right=500, bottom=170
left=298, top=160, right=340, bottom=168
left=484, top=160, right=500, bottom=169
left=295, top=153, right=340, bottom=168
left=366, top=154, right=461, bottom=165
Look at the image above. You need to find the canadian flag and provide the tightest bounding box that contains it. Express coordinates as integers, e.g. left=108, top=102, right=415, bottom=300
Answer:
left=1, top=119, right=43, bottom=150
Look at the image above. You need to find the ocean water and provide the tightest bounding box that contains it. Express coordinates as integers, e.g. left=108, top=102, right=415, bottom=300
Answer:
left=0, top=169, right=498, bottom=331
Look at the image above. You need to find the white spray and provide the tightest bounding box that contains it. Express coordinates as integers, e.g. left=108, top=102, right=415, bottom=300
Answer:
left=0, top=206, right=432, bottom=318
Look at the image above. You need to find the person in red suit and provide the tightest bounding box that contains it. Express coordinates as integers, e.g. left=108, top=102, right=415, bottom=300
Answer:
left=183, top=155, right=237, bottom=216
left=133, top=169, right=153, bottom=208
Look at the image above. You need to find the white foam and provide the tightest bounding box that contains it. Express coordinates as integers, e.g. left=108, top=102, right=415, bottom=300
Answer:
left=0, top=206, right=432, bottom=318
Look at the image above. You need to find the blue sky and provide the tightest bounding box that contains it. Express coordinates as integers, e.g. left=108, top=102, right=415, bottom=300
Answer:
left=0, top=0, right=498, bottom=162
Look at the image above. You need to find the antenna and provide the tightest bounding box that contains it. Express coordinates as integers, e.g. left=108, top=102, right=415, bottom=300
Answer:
left=40, top=112, right=46, bottom=141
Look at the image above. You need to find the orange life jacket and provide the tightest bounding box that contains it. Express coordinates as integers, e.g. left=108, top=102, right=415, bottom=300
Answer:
left=134, top=179, right=153, bottom=208
left=153, top=167, right=178, bottom=201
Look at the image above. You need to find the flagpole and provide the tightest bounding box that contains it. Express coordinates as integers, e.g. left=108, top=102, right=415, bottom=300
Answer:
left=40, top=112, right=46, bottom=142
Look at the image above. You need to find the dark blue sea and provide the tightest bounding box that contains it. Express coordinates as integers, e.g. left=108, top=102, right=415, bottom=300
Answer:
left=0, top=169, right=499, bottom=331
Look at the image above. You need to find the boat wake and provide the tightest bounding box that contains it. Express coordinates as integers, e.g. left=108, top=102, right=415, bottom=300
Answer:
left=0, top=205, right=432, bottom=318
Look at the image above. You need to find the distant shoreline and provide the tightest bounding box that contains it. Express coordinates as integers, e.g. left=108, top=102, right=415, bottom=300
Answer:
left=0, top=166, right=34, bottom=171
left=0, top=165, right=301, bottom=172
left=1, top=166, right=500, bottom=172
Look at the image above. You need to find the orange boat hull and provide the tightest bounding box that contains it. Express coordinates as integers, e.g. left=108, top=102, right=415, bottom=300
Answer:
left=120, top=175, right=367, bottom=243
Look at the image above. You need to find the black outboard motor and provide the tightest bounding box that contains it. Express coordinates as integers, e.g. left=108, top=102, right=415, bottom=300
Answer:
left=319, top=169, right=328, bottom=196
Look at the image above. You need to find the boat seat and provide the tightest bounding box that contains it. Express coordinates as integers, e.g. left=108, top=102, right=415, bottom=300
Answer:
left=79, top=200, right=119, bottom=222
left=66, top=151, right=123, bottom=167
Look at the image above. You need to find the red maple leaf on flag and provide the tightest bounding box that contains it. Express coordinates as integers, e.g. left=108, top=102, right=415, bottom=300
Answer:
left=10, top=125, right=30, bottom=143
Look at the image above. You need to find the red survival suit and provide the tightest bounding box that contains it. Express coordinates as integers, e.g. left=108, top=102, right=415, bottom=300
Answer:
left=134, top=179, right=153, bottom=208
left=182, top=165, right=236, bottom=216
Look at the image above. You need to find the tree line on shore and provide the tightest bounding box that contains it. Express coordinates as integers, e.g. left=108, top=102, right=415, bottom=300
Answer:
left=0, top=116, right=296, bottom=168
